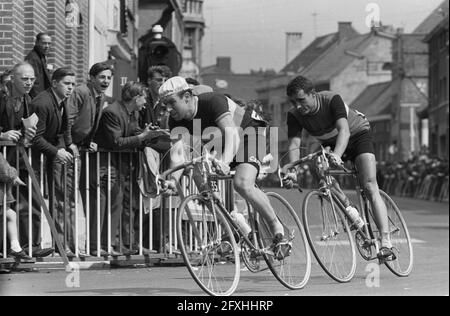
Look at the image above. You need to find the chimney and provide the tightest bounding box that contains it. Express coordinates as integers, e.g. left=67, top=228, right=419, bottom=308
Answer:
left=338, top=22, right=354, bottom=39
left=217, top=57, right=231, bottom=72
left=286, top=32, right=303, bottom=65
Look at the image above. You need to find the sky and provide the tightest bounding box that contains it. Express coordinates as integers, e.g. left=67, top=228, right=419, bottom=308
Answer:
left=201, top=0, right=446, bottom=73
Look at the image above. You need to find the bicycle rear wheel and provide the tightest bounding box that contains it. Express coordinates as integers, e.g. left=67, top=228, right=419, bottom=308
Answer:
left=302, top=190, right=357, bottom=283
left=365, top=190, right=413, bottom=277
left=177, top=194, right=240, bottom=296
left=257, top=192, right=311, bottom=290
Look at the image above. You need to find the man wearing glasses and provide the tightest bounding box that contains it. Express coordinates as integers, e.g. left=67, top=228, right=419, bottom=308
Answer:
left=25, top=33, right=53, bottom=99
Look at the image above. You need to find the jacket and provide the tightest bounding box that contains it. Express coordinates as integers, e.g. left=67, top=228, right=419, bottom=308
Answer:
left=25, top=47, right=51, bottom=99
left=30, top=89, right=70, bottom=159
left=67, top=83, right=105, bottom=146
left=0, top=83, right=32, bottom=134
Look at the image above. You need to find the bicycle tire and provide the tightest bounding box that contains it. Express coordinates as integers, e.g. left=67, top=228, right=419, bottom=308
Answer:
left=364, top=190, right=414, bottom=277
left=257, top=192, right=311, bottom=290
left=177, top=194, right=240, bottom=296
left=302, top=190, right=357, bottom=283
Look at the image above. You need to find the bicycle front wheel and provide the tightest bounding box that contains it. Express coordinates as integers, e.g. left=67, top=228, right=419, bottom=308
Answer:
left=177, top=194, right=240, bottom=296
left=365, top=190, right=414, bottom=277
left=302, top=190, right=357, bottom=283
left=257, top=192, right=311, bottom=290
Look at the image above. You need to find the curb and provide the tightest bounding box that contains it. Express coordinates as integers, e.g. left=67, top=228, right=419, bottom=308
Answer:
left=5, top=254, right=187, bottom=272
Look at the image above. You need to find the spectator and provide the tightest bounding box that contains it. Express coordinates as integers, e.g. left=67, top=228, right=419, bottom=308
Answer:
left=31, top=67, right=76, bottom=257
left=141, top=65, right=173, bottom=129
left=90, top=82, right=163, bottom=256
left=65, top=63, right=113, bottom=257
left=0, top=62, right=54, bottom=258
left=67, top=62, right=113, bottom=152
left=0, top=152, right=32, bottom=260
left=0, top=63, right=36, bottom=143
left=0, top=69, right=12, bottom=97
left=25, top=33, right=53, bottom=99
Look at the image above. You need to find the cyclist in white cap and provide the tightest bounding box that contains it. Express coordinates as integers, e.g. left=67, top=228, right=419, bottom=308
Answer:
left=159, top=76, right=291, bottom=258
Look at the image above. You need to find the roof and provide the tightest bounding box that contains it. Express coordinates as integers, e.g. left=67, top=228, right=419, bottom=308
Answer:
left=281, top=33, right=340, bottom=73
left=201, top=73, right=266, bottom=100
left=350, top=81, right=394, bottom=120
left=300, top=33, right=372, bottom=83
left=413, top=0, right=449, bottom=34
left=281, top=25, right=360, bottom=74
left=424, top=14, right=449, bottom=42
left=200, top=64, right=233, bottom=75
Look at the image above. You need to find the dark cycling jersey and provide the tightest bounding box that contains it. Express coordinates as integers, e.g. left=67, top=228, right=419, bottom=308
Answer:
left=287, top=91, right=370, bottom=144
left=169, top=92, right=266, bottom=133
left=169, top=92, right=267, bottom=170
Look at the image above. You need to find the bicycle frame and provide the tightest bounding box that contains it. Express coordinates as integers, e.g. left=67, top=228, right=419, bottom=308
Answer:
left=326, top=168, right=380, bottom=258
left=202, top=173, right=266, bottom=257
left=160, top=156, right=264, bottom=256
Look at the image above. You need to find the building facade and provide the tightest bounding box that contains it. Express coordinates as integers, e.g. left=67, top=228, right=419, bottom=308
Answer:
left=0, top=0, right=140, bottom=100
left=179, top=0, right=205, bottom=80
left=351, top=0, right=449, bottom=161
left=425, top=15, right=449, bottom=159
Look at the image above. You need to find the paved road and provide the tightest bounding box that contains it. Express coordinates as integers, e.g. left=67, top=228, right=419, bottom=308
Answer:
left=1, top=190, right=448, bottom=296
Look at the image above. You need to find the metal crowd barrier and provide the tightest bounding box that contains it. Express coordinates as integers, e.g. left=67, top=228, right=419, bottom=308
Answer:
left=1, top=142, right=238, bottom=267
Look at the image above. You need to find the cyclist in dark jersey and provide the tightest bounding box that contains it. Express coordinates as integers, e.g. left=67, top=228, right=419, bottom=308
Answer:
left=158, top=77, right=290, bottom=257
left=283, top=76, right=394, bottom=260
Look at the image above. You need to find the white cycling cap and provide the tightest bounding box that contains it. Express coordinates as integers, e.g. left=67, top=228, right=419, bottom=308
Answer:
left=159, top=76, right=191, bottom=99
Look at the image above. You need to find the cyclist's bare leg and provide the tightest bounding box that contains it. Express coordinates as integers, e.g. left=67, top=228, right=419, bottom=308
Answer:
left=354, top=153, right=391, bottom=248
left=233, top=163, right=284, bottom=237
left=329, top=178, right=352, bottom=208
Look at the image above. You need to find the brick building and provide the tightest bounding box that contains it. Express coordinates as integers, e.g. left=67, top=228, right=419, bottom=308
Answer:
left=0, top=0, right=89, bottom=85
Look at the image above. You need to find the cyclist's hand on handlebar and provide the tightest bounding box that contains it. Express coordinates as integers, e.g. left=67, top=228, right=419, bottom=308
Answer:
left=282, top=172, right=297, bottom=189
left=213, top=160, right=230, bottom=176
left=328, top=152, right=343, bottom=168
left=160, top=179, right=178, bottom=196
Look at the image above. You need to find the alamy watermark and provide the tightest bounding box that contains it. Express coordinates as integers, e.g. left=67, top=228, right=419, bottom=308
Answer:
left=170, top=120, right=280, bottom=172
left=366, top=3, right=382, bottom=28
left=65, top=263, right=81, bottom=288
left=365, top=262, right=381, bottom=288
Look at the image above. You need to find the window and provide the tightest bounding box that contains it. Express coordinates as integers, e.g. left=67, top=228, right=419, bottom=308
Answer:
left=184, top=29, right=195, bottom=48
left=120, top=0, right=127, bottom=35
left=113, top=5, right=119, bottom=30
